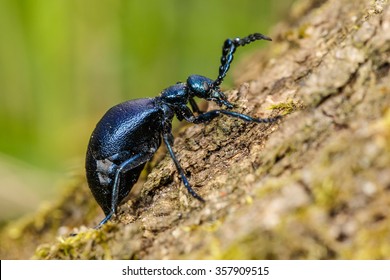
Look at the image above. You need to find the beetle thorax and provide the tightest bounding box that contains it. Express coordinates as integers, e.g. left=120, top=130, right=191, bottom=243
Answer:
left=159, top=83, right=190, bottom=106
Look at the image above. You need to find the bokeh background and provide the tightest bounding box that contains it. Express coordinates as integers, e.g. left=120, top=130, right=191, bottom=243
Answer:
left=0, top=0, right=294, bottom=221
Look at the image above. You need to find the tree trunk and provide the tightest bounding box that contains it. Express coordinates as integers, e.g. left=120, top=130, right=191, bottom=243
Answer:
left=1, top=0, right=390, bottom=259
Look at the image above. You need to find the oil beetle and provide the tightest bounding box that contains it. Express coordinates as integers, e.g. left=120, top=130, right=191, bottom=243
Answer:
left=86, top=33, right=280, bottom=227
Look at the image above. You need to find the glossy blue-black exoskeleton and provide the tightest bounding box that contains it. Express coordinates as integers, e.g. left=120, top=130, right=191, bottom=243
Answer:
left=86, top=33, right=280, bottom=227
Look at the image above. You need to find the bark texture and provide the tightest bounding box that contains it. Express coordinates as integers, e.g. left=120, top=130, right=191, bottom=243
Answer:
left=1, top=0, right=390, bottom=259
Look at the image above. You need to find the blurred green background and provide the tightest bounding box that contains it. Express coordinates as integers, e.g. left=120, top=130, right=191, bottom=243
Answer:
left=0, top=0, right=294, bottom=221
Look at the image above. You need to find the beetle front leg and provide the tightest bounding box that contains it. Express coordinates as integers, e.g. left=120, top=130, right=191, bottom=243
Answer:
left=192, top=109, right=281, bottom=124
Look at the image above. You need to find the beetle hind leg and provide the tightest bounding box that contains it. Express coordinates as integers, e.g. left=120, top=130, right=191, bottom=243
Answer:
left=95, top=152, right=154, bottom=228
left=95, top=212, right=114, bottom=229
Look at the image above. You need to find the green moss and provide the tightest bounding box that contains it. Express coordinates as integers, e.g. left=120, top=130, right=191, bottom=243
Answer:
left=32, top=223, right=119, bottom=259
left=268, top=100, right=302, bottom=116
left=312, top=177, right=340, bottom=208
left=298, top=23, right=311, bottom=39
left=0, top=173, right=100, bottom=259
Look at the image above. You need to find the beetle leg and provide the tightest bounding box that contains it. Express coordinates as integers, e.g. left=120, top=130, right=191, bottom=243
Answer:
left=96, top=212, right=114, bottom=228
left=192, top=109, right=281, bottom=124
left=163, top=133, right=205, bottom=202
left=189, top=97, right=203, bottom=114
left=96, top=152, right=154, bottom=228
left=175, top=104, right=280, bottom=125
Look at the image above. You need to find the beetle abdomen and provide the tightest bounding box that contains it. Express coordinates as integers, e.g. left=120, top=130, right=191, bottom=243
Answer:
left=86, top=98, right=164, bottom=216
left=85, top=148, right=146, bottom=216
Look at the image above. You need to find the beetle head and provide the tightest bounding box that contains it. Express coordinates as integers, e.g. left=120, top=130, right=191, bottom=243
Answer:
left=187, top=75, right=233, bottom=109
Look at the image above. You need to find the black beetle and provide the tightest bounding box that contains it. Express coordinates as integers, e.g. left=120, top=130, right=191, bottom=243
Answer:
left=86, top=33, right=280, bottom=227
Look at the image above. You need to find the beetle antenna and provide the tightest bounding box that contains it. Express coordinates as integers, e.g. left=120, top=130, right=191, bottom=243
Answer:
left=213, top=33, right=272, bottom=88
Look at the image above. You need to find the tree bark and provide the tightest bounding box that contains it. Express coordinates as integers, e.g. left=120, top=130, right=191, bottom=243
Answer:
left=1, top=0, right=390, bottom=259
